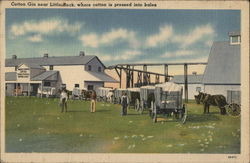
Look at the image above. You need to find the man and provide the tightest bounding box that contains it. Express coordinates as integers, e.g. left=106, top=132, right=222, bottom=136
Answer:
left=59, top=87, right=69, bottom=113
left=121, top=92, right=129, bottom=116
left=90, top=90, right=97, bottom=113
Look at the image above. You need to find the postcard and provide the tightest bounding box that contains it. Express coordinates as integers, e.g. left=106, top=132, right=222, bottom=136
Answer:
left=0, top=0, right=249, bottom=162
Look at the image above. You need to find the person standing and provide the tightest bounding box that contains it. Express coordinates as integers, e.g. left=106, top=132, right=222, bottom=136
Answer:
left=121, top=92, right=129, bottom=116
left=90, top=90, right=97, bottom=113
left=59, top=87, right=69, bottom=113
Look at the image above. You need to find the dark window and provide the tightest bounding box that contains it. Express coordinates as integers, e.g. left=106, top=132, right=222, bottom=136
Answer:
left=196, top=87, right=201, bottom=92
left=88, top=65, right=92, bottom=71
left=88, top=85, right=94, bottom=90
left=49, top=65, right=53, bottom=70
left=75, top=84, right=79, bottom=88
left=98, top=67, right=102, bottom=72
left=15, top=66, right=18, bottom=71
left=44, top=82, right=51, bottom=87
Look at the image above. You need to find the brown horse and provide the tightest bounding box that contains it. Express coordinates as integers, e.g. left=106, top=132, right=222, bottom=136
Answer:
left=201, top=93, right=227, bottom=115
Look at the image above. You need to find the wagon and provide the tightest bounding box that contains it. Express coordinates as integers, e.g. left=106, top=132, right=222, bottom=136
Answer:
left=151, top=82, right=187, bottom=123
left=96, top=87, right=113, bottom=102
left=113, top=88, right=128, bottom=104
left=226, top=90, right=241, bottom=116
left=139, top=85, right=155, bottom=114
left=127, top=88, right=140, bottom=109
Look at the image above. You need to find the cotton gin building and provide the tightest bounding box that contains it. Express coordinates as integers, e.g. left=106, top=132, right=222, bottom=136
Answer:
left=5, top=52, right=117, bottom=96
left=202, top=31, right=241, bottom=97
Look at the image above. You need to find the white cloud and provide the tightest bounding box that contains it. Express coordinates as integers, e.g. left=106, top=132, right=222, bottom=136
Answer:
left=98, top=50, right=141, bottom=62
left=27, top=34, right=43, bottom=42
left=10, top=18, right=83, bottom=41
left=145, top=25, right=173, bottom=47
left=79, top=33, right=99, bottom=48
left=172, top=24, right=215, bottom=48
left=162, top=50, right=195, bottom=58
left=79, top=28, right=139, bottom=48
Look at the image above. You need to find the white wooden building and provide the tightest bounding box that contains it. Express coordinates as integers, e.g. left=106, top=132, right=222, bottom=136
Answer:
left=5, top=52, right=117, bottom=96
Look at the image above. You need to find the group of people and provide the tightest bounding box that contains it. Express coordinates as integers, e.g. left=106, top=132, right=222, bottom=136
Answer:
left=59, top=87, right=129, bottom=116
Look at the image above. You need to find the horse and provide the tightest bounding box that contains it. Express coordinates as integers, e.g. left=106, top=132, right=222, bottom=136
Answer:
left=202, top=93, right=227, bottom=115
left=194, top=92, right=207, bottom=104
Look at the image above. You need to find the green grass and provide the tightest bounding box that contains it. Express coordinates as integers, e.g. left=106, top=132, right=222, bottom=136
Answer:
left=5, top=96, right=240, bottom=153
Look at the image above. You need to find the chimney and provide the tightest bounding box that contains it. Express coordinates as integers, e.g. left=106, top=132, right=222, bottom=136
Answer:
left=192, top=71, right=197, bottom=75
left=44, top=53, right=48, bottom=58
left=12, top=55, right=17, bottom=59
left=79, top=51, right=85, bottom=56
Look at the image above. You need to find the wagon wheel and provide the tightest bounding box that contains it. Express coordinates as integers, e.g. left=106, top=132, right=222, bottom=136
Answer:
left=181, top=104, right=187, bottom=124
left=135, top=98, right=140, bottom=112
left=227, top=103, right=241, bottom=116
left=153, top=102, right=157, bottom=123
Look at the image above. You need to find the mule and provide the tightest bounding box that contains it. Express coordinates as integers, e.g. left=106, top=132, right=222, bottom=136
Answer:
left=202, top=94, right=227, bottom=115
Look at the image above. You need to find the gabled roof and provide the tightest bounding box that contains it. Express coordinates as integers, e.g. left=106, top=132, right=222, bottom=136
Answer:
left=18, top=63, right=45, bottom=69
left=85, top=71, right=118, bottom=83
left=202, top=41, right=240, bottom=84
left=31, top=71, right=58, bottom=81
left=5, top=55, right=97, bottom=67
left=171, top=74, right=203, bottom=84
left=5, top=72, right=17, bottom=81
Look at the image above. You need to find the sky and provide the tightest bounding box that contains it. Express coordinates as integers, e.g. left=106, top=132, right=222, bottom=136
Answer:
left=6, top=9, right=240, bottom=74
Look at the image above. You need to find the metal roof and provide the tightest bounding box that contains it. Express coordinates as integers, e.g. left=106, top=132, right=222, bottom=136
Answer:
left=5, top=72, right=17, bottom=81
left=31, top=71, right=58, bottom=81
left=18, top=63, right=45, bottom=69
left=5, top=55, right=96, bottom=67
left=202, top=41, right=240, bottom=84
left=228, top=31, right=240, bottom=36
left=85, top=71, right=118, bottom=83
left=171, top=74, right=203, bottom=84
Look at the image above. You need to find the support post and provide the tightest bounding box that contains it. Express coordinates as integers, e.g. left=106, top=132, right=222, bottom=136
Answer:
left=126, top=65, right=130, bottom=88
left=131, top=66, right=134, bottom=88
left=120, top=68, right=122, bottom=88
left=28, top=83, right=30, bottom=96
left=184, top=64, right=188, bottom=103
left=41, top=81, right=43, bottom=98
left=143, top=65, right=147, bottom=85
left=164, top=64, right=168, bottom=82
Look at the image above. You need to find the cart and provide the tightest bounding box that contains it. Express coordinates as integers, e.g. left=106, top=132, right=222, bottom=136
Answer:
left=151, top=82, right=187, bottom=123
left=113, top=88, right=128, bottom=104
left=96, top=87, right=113, bottom=102
left=139, top=85, right=155, bottom=114
left=226, top=90, right=241, bottom=116
left=127, top=88, right=140, bottom=109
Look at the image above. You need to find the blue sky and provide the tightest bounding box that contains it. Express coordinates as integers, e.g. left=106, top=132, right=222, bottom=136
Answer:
left=6, top=9, right=240, bottom=68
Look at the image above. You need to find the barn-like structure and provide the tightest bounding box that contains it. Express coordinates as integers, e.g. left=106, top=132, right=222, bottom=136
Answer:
left=202, top=31, right=241, bottom=97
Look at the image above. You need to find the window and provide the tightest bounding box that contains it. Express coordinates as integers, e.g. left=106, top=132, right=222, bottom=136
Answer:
left=196, top=87, right=201, bottom=92
left=98, top=67, right=102, bottom=72
left=230, top=36, right=240, bottom=44
left=88, top=85, right=94, bottom=90
left=15, top=66, right=18, bottom=71
left=88, top=65, right=92, bottom=71
left=75, top=84, right=79, bottom=88
left=49, top=65, right=53, bottom=70
left=44, top=82, right=51, bottom=87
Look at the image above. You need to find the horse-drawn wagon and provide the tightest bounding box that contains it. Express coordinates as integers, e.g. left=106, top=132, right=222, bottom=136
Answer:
left=151, top=82, right=187, bottom=123
left=226, top=90, right=241, bottom=116
left=113, top=88, right=127, bottom=104
left=96, top=87, right=113, bottom=102
left=139, top=85, right=155, bottom=114
left=126, top=88, right=140, bottom=109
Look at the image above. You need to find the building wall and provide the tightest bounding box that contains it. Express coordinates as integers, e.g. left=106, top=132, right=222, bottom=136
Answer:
left=84, top=81, right=104, bottom=91
left=85, top=57, right=105, bottom=72
left=5, top=67, right=15, bottom=72
left=204, top=84, right=240, bottom=97
left=178, top=84, right=204, bottom=99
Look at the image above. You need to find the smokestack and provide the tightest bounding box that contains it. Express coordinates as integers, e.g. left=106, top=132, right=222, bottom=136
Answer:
left=44, top=53, right=48, bottom=58
left=12, top=55, right=17, bottom=59
left=79, top=51, right=85, bottom=56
